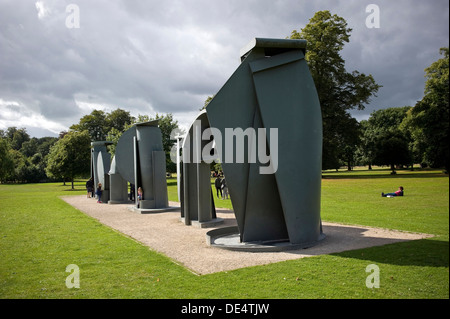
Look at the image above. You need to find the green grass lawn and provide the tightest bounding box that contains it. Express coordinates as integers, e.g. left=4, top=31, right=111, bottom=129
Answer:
left=0, top=168, right=448, bottom=299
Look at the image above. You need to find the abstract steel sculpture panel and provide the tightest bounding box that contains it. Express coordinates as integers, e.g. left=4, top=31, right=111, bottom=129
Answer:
left=180, top=111, right=222, bottom=227
left=108, top=156, right=128, bottom=204
left=113, top=120, right=169, bottom=210
left=91, top=141, right=113, bottom=203
left=205, top=38, right=324, bottom=247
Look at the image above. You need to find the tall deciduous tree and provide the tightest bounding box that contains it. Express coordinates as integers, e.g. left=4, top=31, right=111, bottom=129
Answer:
left=372, top=131, right=411, bottom=173
left=0, top=138, right=14, bottom=183
left=290, top=10, right=381, bottom=169
left=46, top=131, right=91, bottom=189
left=4, top=127, right=30, bottom=151
left=106, top=108, right=135, bottom=133
left=358, top=107, right=412, bottom=172
left=70, top=110, right=108, bottom=141
left=70, top=108, right=135, bottom=142
left=406, top=47, right=449, bottom=171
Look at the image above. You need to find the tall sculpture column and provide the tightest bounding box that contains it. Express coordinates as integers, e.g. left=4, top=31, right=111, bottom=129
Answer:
left=180, top=111, right=222, bottom=227
left=113, top=120, right=174, bottom=212
left=134, top=123, right=167, bottom=209
left=108, top=156, right=128, bottom=204
left=205, top=38, right=324, bottom=247
left=91, top=141, right=112, bottom=203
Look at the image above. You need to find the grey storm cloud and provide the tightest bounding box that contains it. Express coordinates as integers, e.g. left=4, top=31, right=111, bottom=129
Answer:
left=0, top=0, right=448, bottom=137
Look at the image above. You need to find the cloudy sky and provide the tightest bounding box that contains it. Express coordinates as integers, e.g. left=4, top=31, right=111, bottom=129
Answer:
left=0, top=0, right=448, bottom=137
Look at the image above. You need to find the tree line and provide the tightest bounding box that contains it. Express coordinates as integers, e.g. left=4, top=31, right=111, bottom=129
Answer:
left=327, top=47, right=448, bottom=172
left=0, top=110, right=180, bottom=186
left=0, top=127, right=58, bottom=183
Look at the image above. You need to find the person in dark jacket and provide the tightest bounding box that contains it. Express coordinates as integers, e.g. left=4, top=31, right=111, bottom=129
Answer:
left=214, top=176, right=222, bottom=199
left=96, top=183, right=103, bottom=203
left=86, top=178, right=94, bottom=198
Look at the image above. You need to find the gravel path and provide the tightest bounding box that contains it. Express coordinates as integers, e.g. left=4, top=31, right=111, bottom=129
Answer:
left=61, top=195, right=432, bottom=275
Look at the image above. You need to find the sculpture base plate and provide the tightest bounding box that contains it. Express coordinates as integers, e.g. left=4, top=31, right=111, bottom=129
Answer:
left=180, top=217, right=224, bottom=228
left=108, top=200, right=130, bottom=205
left=128, top=206, right=180, bottom=214
left=206, top=226, right=326, bottom=252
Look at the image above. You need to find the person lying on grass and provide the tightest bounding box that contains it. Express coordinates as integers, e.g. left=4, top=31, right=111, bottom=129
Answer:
left=382, top=186, right=404, bottom=197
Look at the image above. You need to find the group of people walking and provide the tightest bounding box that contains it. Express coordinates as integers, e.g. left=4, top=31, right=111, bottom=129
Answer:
left=214, top=175, right=229, bottom=200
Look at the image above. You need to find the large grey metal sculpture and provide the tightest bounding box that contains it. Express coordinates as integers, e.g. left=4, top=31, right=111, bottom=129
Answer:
left=108, top=156, right=128, bottom=204
left=112, top=120, right=173, bottom=212
left=204, top=38, right=324, bottom=249
left=179, top=111, right=223, bottom=228
left=91, top=141, right=113, bottom=203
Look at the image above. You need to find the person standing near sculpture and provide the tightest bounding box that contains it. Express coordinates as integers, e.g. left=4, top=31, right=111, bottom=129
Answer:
left=96, top=183, right=103, bottom=203
left=86, top=178, right=94, bottom=198
left=214, top=176, right=222, bottom=199
left=137, top=187, right=143, bottom=208
left=137, top=187, right=143, bottom=200
left=221, top=177, right=228, bottom=200
left=129, top=183, right=135, bottom=201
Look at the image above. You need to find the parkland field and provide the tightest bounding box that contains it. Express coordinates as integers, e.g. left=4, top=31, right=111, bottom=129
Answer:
left=0, top=167, right=448, bottom=299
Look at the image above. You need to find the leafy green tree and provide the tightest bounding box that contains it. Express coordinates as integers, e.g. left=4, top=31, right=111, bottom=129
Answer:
left=71, top=108, right=135, bottom=142
left=1, top=127, right=59, bottom=183
left=46, top=131, right=91, bottom=188
left=355, top=120, right=375, bottom=169
left=372, top=131, right=411, bottom=173
left=70, top=110, right=108, bottom=141
left=368, top=106, right=412, bottom=130
left=6, top=149, right=27, bottom=182
left=0, top=138, right=14, bottom=183
left=4, top=127, right=30, bottom=151
left=290, top=10, right=381, bottom=169
left=45, top=140, right=66, bottom=183
left=337, top=114, right=360, bottom=170
left=36, top=137, right=58, bottom=158
left=105, top=127, right=123, bottom=157
left=357, top=107, right=412, bottom=172
left=20, top=138, right=39, bottom=158
left=19, top=136, right=58, bottom=182
left=405, top=47, right=449, bottom=171
left=106, top=108, right=135, bottom=133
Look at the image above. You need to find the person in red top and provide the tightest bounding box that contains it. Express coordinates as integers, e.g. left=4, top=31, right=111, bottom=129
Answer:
left=382, top=186, right=404, bottom=197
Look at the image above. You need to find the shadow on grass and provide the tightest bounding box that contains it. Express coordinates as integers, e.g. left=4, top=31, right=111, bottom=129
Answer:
left=280, top=223, right=448, bottom=268
left=332, top=238, right=449, bottom=268
left=167, top=180, right=177, bottom=187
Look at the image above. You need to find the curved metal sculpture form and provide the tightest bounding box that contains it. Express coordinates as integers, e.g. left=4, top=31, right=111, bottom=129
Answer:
left=179, top=111, right=223, bottom=227
left=91, top=141, right=113, bottom=203
left=205, top=38, right=324, bottom=248
left=108, top=156, right=128, bottom=204
left=113, top=120, right=171, bottom=211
